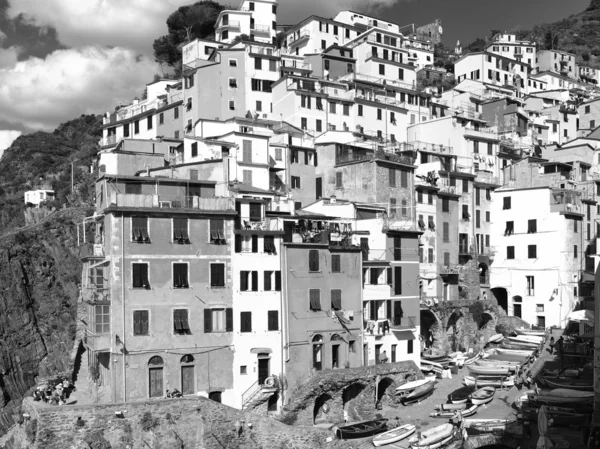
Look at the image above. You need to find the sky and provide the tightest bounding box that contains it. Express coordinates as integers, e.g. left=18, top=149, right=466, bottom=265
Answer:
left=0, top=0, right=591, bottom=150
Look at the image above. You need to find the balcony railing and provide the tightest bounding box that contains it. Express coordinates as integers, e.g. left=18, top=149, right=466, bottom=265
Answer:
left=101, top=134, right=118, bottom=147
left=252, top=24, right=271, bottom=34
left=339, top=73, right=418, bottom=92
left=219, top=20, right=240, bottom=30
left=84, top=330, right=111, bottom=351
left=289, top=31, right=310, bottom=47
left=464, top=127, right=499, bottom=140
left=235, top=216, right=280, bottom=231
left=366, top=51, right=403, bottom=64
left=475, top=171, right=502, bottom=186
left=409, top=141, right=453, bottom=155
left=390, top=316, right=417, bottom=330
left=103, top=92, right=184, bottom=125
left=80, top=242, right=105, bottom=259
left=82, top=287, right=110, bottom=304
left=105, top=193, right=235, bottom=211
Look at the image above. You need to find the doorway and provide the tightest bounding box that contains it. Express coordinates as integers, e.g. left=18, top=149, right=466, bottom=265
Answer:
left=363, top=344, right=368, bottom=366
left=375, top=344, right=382, bottom=364
left=149, top=368, right=163, bottom=398
left=258, top=356, right=270, bottom=385
left=514, top=304, right=522, bottom=318
left=181, top=365, right=194, bottom=395
left=208, top=391, right=222, bottom=403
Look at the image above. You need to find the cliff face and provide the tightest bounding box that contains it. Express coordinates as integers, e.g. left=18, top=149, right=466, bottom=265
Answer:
left=0, top=208, right=90, bottom=436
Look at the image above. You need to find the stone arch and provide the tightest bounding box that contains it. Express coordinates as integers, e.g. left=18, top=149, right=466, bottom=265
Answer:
left=420, top=309, right=440, bottom=350
left=491, top=287, right=508, bottom=313
left=446, top=311, right=463, bottom=352
left=313, top=393, right=333, bottom=424
left=478, top=311, right=494, bottom=330
left=376, top=377, right=395, bottom=404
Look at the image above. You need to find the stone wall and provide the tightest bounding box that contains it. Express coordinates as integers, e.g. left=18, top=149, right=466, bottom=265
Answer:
left=2, top=396, right=342, bottom=449
left=281, top=361, right=421, bottom=427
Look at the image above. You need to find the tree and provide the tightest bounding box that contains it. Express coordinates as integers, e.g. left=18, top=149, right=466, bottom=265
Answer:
left=230, top=34, right=254, bottom=45
left=153, top=1, right=225, bottom=70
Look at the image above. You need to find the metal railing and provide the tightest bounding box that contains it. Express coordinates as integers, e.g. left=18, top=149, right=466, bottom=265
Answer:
left=289, top=31, right=310, bottom=47
left=80, top=243, right=105, bottom=259
left=82, top=287, right=110, bottom=304
left=253, top=24, right=271, bottom=34
left=106, top=193, right=235, bottom=211
left=219, top=20, right=240, bottom=30
left=366, top=51, right=403, bottom=64
left=409, top=141, right=453, bottom=155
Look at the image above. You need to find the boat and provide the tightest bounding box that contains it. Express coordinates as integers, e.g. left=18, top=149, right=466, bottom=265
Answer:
left=448, top=386, right=474, bottom=404
left=528, top=389, right=594, bottom=406
left=507, top=337, right=541, bottom=347
left=469, top=387, right=495, bottom=405
left=422, top=354, right=453, bottom=364
left=545, top=379, right=593, bottom=391
left=484, top=353, right=530, bottom=364
left=510, top=334, right=544, bottom=343
left=467, top=364, right=511, bottom=376
left=373, top=423, right=416, bottom=447
left=335, top=419, right=387, bottom=440
left=435, top=403, right=468, bottom=411
left=408, top=423, right=454, bottom=449
left=474, top=360, right=520, bottom=371
left=463, top=418, right=517, bottom=432
left=463, top=352, right=482, bottom=365
left=515, top=328, right=546, bottom=337
left=396, top=379, right=433, bottom=395
left=430, top=404, right=479, bottom=418
left=403, top=381, right=435, bottom=405
left=500, top=342, right=539, bottom=352
left=463, top=375, right=514, bottom=388
left=421, top=359, right=447, bottom=371
left=493, top=348, right=534, bottom=357
left=487, top=334, right=504, bottom=343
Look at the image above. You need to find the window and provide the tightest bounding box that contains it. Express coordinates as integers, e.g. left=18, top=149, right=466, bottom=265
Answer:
left=335, top=172, right=342, bottom=188
left=173, top=309, right=191, bottom=335
left=291, top=176, right=301, bottom=189
left=242, top=139, right=252, bottom=162
left=443, top=252, right=450, bottom=267
left=256, top=101, right=262, bottom=112
left=268, top=311, right=279, bottom=331
left=388, top=168, right=396, bottom=187
left=309, top=249, right=319, bottom=272
left=240, top=271, right=258, bottom=291
left=400, top=170, right=408, bottom=188
left=309, top=289, right=321, bottom=311
left=134, top=120, right=140, bottom=134
left=204, top=308, right=232, bottom=333
left=95, top=305, right=110, bottom=334
left=428, top=248, right=434, bottom=263
left=275, top=271, right=281, bottom=291
left=229, top=100, right=235, bottom=110
left=379, top=64, right=385, bottom=75
left=240, top=365, right=247, bottom=375
left=254, top=57, right=262, bottom=70
left=417, top=191, right=423, bottom=204
left=591, top=120, right=596, bottom=129
left=574, top=245, right=578, bottom=258
left=475, top=187, right=480, bottom=206
left=133, top=310, right=149, bottom=336
left=585, top=105, right=591, bottom=114
left=536, top=304, right=544, bottom=313
left=507, top=246, right=515, bottom=259
left=343, top=104, right=350, bottom=116
left=331, top=289, right=342, bottom=310
left=428, top=193, right=433, bottom=205
left=275, top=148, right=282, bottom=160
left=159, top=113, right=164, bottom=125
left=269, top=59, right=276, bottom=72
left=315, top=119, right=322, bottom=133
left=301, top=117, right=307, bottom=130
left=462, top=205, right=470, bottom=221
left=407, top=339, right=413, bottom=354
left=476, top=210, right=481, bottom=228
left=528, top=245, right=537, bottom=259
left=240, top=311, right=252, bottom=333
left=398, top=68, right=404, bottom=80
left=243, top=170, right=252, bottom=186
left=358, top=104, right=363, bottom=116
left=377, top=109, right=382, bottom=120
left=486, top=211, right=490, bottom=223
left=329, top=102, right=336, bottom=114
left=132, top=263, right=150, bottom=289
left=210, top=219, right=225, bottom=244
left=394, top=267, right=402, bottom=295
left=526, top=276, right=535, bottom=295
left=503, top=196, right=511, bottom=210
left=173, top=263, right=189, bottom=288
left=574, top=220, right=578, bottom=233
left=393, top=236, right=402, bottom=260
left=527, top=219, right=537, bottom=233
left=442, top=198, right=449, bottom=212
left=474, top=141, right=479, bottom=153
left=504, top=221, right=514, bottom=236
left=229, top=59, right=237, bottom=67
left=331, top=254, right=341, bottom=272
left=487, top=142, right=493, bottom=155
left=210, top=263, right=225, bottom=287
left=172, top=217, right=190, bottom=244
left=462, top=179, right=468, bottom=193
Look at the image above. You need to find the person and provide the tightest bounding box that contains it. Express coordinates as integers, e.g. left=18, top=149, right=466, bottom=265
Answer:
left=556, top=336, right=564, bottom=367
left=525, top=372, right=533, bottom=389
left=379, top=350, right=388, bottom=364
left=549, top=336, right=555, bottom=355
left=515, top=371, right=523, bottom=390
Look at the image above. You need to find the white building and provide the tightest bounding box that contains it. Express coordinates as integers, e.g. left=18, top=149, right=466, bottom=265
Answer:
left=537, top=49, right=577, bottom=80
left=215, top=0, right=278, bottom=44
left=486, top=33, right=537, bottom=69
left=24, top=190, right=55, bottom=206
left=454, top=52, right=529, bottom=95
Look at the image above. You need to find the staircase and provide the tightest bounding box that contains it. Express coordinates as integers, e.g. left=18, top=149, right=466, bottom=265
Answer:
left=241, top=380, right=277, bottom=410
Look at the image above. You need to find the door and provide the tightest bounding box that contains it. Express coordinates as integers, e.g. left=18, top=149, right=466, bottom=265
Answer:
left=363, top=344, right=368, bottom=366
left=375, top=344, right=382, bottom=364
left=393, top=301, right=403, bottom=326
left=181, top=365, right=194, bottom=395
left=316, top=177, right=322, bottom=200
left=149, top=368, right=163, bottom=398
left=332, top=345, right=339, bottom=369
left=537, top=316, right=546, bottom=328
left=208, top=391, right=221, bottom=403
left=258, top=358, right=270, bottom=385
left=514, top=304, right=522, bottom=319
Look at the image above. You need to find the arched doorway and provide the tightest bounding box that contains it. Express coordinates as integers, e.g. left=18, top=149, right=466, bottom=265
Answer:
left=312, top=335, right=323, bottom=371
left=180, top=354, right=195, bottom=395
left=331, top=334, right=342, bottom=369
left=148, top=356, right=164, bottom=398
left=376, top=377, right=395, bottom=403
left=446, top=311, right=463, bottom=352
left=420, top=309, right=438, bottom=351
left=343, top=383, right=366, bottom=422
left=479, top=312, right=494, bottom=330
left=313, top=393, right=333, bottom=424
left=491, top=287, right=508, bottom=313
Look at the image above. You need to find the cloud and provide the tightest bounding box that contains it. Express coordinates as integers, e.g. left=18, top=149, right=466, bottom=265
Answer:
left=0, top=129, right=21, bottom=159
left=0, top=46, right=158, bottom=131
left=0, top=45, right=21, bottom=68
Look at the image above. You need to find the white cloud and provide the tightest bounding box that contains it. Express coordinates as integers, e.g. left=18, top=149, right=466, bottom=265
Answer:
left=0, top=46, right=158, bottom=131
left=0, top=130, right=21, bottom=159
left=0, top=46, right=21, bottom=68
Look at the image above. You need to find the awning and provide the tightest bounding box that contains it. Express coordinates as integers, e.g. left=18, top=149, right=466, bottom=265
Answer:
left=250, top=348, right=272, bottom=354
left=567, top=309, right=594, bottom=324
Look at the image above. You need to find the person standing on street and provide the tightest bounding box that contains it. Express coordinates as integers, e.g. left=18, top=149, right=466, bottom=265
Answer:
left=549, top=336, right=555, bottom=355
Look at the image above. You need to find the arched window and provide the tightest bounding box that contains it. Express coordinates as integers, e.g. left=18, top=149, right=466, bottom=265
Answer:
left=331, top=334, right=342, bottom=341
left=312, top=334, right=323, bottom=371
left=312, top=334, right=323, bottom=343
left=148, top=356, right=164, bottom=366
left=180, top=354, right=194, bottom=364
left=330, top=334, right=342, bottom=369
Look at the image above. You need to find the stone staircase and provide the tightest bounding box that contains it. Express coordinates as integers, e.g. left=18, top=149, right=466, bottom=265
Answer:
left=241, top=382, right=277, bottom=411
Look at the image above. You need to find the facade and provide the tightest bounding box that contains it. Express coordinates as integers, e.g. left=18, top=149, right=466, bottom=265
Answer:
left=537, top=50, right=577, bottom=80
left=579, top=98, right=600, bottom=135
left=24, top=189, right=55, bottom=206
left=454, top=52, right=529, bottom=94
left=486, top=33, right=537, bottom=69
left=215, top=0, right=278, bottom=45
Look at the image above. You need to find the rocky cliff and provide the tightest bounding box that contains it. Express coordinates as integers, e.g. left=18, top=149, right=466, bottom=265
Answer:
left=0, top=208, right=90, bottom=437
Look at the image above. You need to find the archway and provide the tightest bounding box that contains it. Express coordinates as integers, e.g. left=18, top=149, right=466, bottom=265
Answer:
left=479, top=312, right=494, bottom=330
left=420, top=309, right=438, bottom=350
left=376, top=377, right=395, bottom=404
left=491, top=287, right=508, bottom=313
left=343, top=383, right=367, bottom=422
left=313, top=393, right=333, bottom=424
left=446, top=311, right=463, bottom=352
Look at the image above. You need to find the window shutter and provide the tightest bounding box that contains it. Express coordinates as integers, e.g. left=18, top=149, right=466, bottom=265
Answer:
left=394, top=237, right=401, bottom=260
left=386, top=300, right=392, bottom=319
left=394, top=267, right=402, bottom=295
left=309, top=289, right=321, bottom=310
left=240, top=271, right=248, bottom=291
left=387, top=267, right=392, bottom=285
left=309, top=250, right=319, bottom=271
left=264, top=271, right=272, bottom=291
left=134, top=311, right=141, bottom=335
left=226, top=308, right=233, bottom=332
left=314, top=152, right=318, bottom=167
left=174, top=309, right=183, bottom=331
left=331, top=290, right=342, bottom=310
left=235, top=234, right=242, bottom=253
left=268, top=310, right=278, bottom=331
left=141, top=264, right=149, bottom=288
left=141, top=310, right=149, bottom=335
left=204, top=309, right=212, bottom=333
left=252, top=235, right=258, bottom=253
left=251, top=271, right=259, bottom=291
left=275, top=271, right=282, bottom=291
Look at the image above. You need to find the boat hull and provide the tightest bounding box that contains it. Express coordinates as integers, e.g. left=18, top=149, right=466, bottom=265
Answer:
left=396, top=379, right=432, bottom=394
left=463, top=375, right=514, bottom=389
left=409, top=424, right=454, bottom=449
left=372, top=424, right=416, bottom=447
left=545, top=379, right=593, bottom=391
left=431, top=405, right=478, bottom=419
left=467, top=365, right=510, bottom=376
left=469, top=387, right=495, bottom=405
left=403, top=382, right=435, bottom=405
left=335, top=419, right=387, bottom=440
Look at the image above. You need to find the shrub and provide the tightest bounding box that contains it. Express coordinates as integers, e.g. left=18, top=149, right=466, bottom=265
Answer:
left=140, top=411, right=159, bottom=432
left=25, top=418, right=37, bottom=443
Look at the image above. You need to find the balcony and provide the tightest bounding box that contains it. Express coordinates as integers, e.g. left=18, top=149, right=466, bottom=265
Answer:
left=248, top=45, right=280, bottom=57
left=103, top=92, right=184, bottom=125
left=390, top=316, right=417, bottom=330
left=105, top=193, right=235, bottom=211
left=409, top=141, right=453, bottom=155
left=289, top=31, right=310, bottom=48
left=101, top=134, right=118, bottom=147
left=80, top=243, right=105, bottom=259
left=82, top=287, right=110, bottom=305
left=366, top=51, right=403, bottom=64
left=574, top=297, right=594, bottom=311
left=475, top=171, right=503, bottom=187
left=338, top=73, right=418, bottom=92
left=84, top=330, right=111, bottom=352
left=218, top=20, right=240, bottom=31
left=464, top=127, right=499, bottom=140
left=252, top=24, right=271, bottom=35
left=236, top=216, right=281, bottom=232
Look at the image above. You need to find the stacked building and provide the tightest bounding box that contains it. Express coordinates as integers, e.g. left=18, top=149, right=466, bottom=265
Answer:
left=87, top=0, right=600, bottom=413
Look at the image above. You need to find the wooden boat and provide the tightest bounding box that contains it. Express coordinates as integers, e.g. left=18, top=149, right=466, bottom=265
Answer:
left=528, top=389, right=594, bottom=406
left=515, top=328, right=545, bottom=337
left=396, top=379, right=433, bottom=395
left=467, top=364, right=510, bottom=376
left=510, top=334, right=544, bottom=343
left=545, top=379, right=593, bottom=391
left=500, top=342, right=539, bottom=352
left=493, top=348, right=534, bottom=357
left=430, top=404, right=478, bottom=418
left=422, top=354, right=453, bottom=364
left=488, top=334, right=504, bottom=343
left=463, top=352, right=482, bottom=365
left=474, top=360, right=519, bottom=371
left=463, top=418, right=517, bottom=431
left=335, top=418, right=387, bottom=440
left=484, top=353, right=530, bottom=364
left=435, top=403, right=468, bottom=411
left=463, top=375, right=514, bottom=388
left=507, top=337, right=541, bottom=347
left=373, top=423, right=416, bottom=447
left=448, top=386, right=474, bottom=404
left=403, top=381, right=435, bottom=405
left=408, top=423, right=454, bottom=449
left=469, top=387, right=495, bottom=405
left=421, top=359, right=447, bottom=371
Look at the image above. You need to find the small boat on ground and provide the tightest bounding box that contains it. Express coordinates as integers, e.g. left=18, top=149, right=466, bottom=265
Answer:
left=463, top=352, right=482, bottom=365
left=463, top=418, right=517, bottom=432
left=467, top=364, right=510, bottom=376
left=510, top=334, right=544, bottom=344
left=469, top=387, right=495, bottom=405
left=422, top=354, right=453, bottom=364
left=403, top=381, right=435, bottom=405
left=435, top=403, right=468, bottom=411
left=372, top=423, right=416, bottom=447
left=545, top=379, right=593, bottom=391
left=335, top=418, right=387, bottom=440
left=463, top=375, right=514, bottom=388
left=396, top=379, right=433, bottom=395
left=507, top=337, right=540, bottom=347
left=493, top=348, right=534, bottom=357
left=515, top=328, right=546, bottom=337
left=484, top=353, right=530, bottom=364
left=487, top=334, right=504, bottom=344
left=408, top=423, right=454, bottom=449
left=430, top=404, right=479, bottom=418
left=528, top=389, right=594, bottom=406
left=474, top=360, right=520, bottom=371
left=421, top=359, right=447, bottom=371
left=448, top=386, right=474, bottom=404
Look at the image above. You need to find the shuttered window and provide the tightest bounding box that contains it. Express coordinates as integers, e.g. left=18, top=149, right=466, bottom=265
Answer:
left=331, top=254, right=341, bottom=272
left=264, top=271, right=272, bottom=291
left=275, top=271, right=282, bottom=291
left=240, top=311, right=252, bottom=332
left=173, top=218, right=190, bottom=243
left=268, top=310, right=279, bottom=331
left=204, top=308, right=233, bottom=333
left=249, top=203, right=262, bottom=221
left=251, top=271, right=258, bottom=291
left=210, top=263, right=225, bottom=287
left=240, top=271, right=249, bottom=291
left=242, top=140, right=252, bottom=162
left=210, top=219, right=225, bottom=243
left=133, top=310, right=149, bottom=335
left=400, top=170, right=408, bottom=187
left=173, top=263, right=189, bottom=288
left=264, top=235, right=276, bottom=254
left=331, top=289, right=342, bottom=310
left=393, top=237, right=401, bottom=260
left=173, top=309, right=191, bottom=334
left=309, top=289, right=321, bottom=311
left=132, top=217, right=149, bottom=242
left=251, top=235, right=258, bottom=253
left=132, top=263, right=149, bottom=289
left=360, top=238, right=369, bottom=260
left=309, top=250, right=319, bottom=271
left=394, top=266, right=402, bottom=295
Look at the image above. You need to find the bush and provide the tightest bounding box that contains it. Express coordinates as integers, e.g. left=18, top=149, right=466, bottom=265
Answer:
left=140, top=411, right=159, bottom=432
left=25, top=418, right=37, bottom=443
left=84, top=431, right=112, bottom=449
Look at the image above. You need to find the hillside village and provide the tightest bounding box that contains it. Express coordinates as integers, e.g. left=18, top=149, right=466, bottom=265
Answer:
left=4, top=0, right=600, bottom=447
